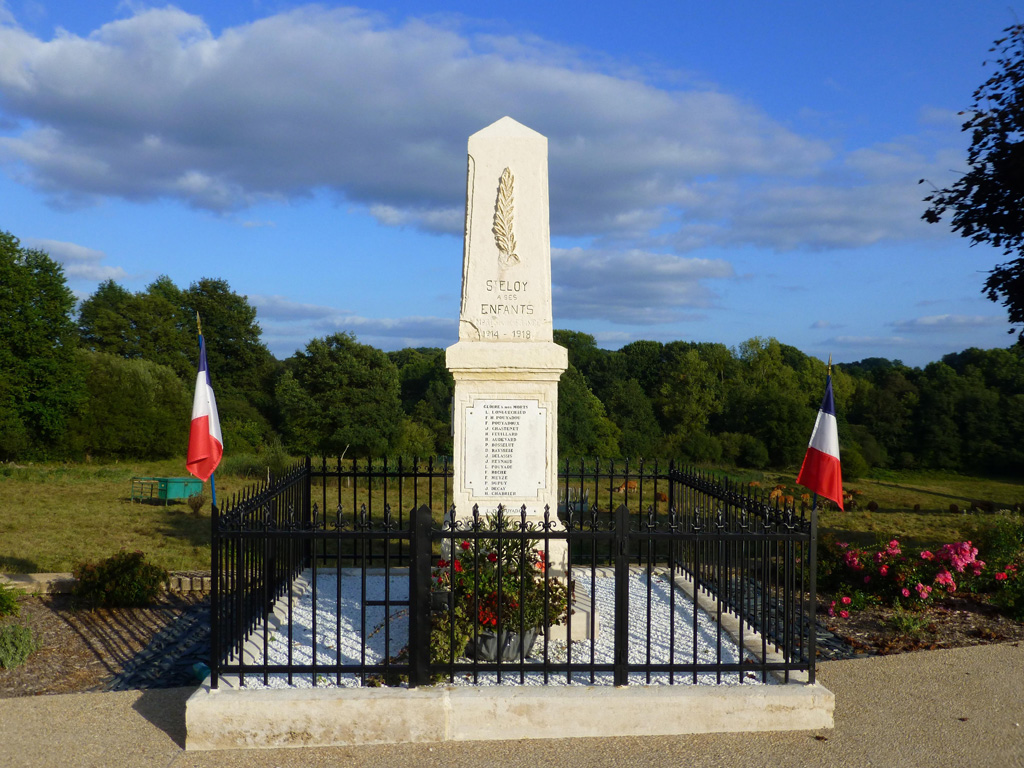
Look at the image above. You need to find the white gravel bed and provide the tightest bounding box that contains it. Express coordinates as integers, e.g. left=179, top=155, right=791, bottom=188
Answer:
left=233, top=568, right=766, bottom=689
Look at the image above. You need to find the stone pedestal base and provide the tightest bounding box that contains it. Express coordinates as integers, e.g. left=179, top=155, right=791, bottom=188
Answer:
left=446, top=339, right=568, bottom=572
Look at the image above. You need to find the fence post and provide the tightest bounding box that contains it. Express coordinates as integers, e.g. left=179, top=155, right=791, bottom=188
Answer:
left=302, top=457, right=313, bottom=567
left=807, top=503, right=818, bottom=684
left=613, top=503, right=630, bottom=686
left=209, top=500, right=220, bottom=690
left=408, top=504, right=434, bottom=688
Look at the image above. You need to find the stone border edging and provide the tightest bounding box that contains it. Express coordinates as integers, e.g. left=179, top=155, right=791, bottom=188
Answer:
left=1, top=572, right=212, bottom=595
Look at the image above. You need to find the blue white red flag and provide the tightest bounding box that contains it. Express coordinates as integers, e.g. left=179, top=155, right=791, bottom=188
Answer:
left=186, top=334, right=223, bottom=482
left=796, top=374, right=843, bottom=509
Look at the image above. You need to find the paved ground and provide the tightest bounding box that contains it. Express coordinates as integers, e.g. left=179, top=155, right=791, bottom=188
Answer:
left=2, top=642, right=1022, bottom=768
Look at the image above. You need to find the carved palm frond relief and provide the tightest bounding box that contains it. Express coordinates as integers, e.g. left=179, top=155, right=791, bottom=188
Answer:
left=493, top=167, right=519, bottom=266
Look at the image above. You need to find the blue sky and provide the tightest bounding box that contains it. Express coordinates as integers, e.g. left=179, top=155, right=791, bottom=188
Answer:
left=1, top=1, right=1018, bottom=366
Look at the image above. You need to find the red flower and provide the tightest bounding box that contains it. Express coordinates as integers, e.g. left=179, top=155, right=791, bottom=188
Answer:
left=996, top=572, right=1008, bottom=582
left=460, top=541, right=471, bottom=551
left=453, top=560, right=463, bottom=573
left=487, top=552, right=498, bottom=563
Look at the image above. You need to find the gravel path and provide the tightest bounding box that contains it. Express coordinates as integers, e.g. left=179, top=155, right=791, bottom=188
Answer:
left=214, top=567, right=861, bottom=689
left=106, top=572, right=862, bottom=691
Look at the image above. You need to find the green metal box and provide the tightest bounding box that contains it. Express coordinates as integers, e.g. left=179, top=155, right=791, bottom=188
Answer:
left=159, top=477, right=202, bottom=501
left=131, top=476, right=202, bottom=504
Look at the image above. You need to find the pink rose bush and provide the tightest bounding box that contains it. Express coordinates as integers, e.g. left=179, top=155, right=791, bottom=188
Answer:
left=819, top=534, right=989, bottom=619
left=991, top=561, right=1024, bottom=620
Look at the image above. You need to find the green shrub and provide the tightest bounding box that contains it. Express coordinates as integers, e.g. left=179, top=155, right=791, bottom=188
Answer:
left=67, top=350, right=189, bottom=460
left=186, top=492, right=207, bottom=515
left=218, top=443, right=294, bottom=480
left=977, top=512, right=1024, bottom=570
left=886, top=603, right=931, bottom=638
left=72, top=550, right=168, bottom=609
left=0, top=582, right=22, bottom=617
left=0, top=624, right=38, bottom=669
left=737, top=435, right=770, bottom=469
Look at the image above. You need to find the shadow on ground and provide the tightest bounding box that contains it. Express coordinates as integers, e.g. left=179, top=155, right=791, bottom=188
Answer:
left=0, top=556, right=41, bottom=573
left=132, top=686, right=195, bottom=749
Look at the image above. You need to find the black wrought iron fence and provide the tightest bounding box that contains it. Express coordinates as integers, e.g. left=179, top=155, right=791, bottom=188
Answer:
left=210, top=458, right=817, bottom=690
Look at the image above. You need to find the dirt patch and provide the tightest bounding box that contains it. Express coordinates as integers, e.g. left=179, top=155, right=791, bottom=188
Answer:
left=820, top=593, right=1024, bottom=655
left=0, top=593, right=203, bottom=698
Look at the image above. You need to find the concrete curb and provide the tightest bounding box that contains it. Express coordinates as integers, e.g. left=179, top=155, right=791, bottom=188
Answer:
left=185, top=679, right=834, bottom=750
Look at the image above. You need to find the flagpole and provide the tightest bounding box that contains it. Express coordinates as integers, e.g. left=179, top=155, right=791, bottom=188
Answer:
left=808, top=490, right=819, bottom=684
left=196, top=312, right=218, bottom=511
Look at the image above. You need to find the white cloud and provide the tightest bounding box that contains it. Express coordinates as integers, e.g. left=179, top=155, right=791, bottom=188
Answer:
left=0, top=6, right=976, bottom=256
left=0, top=5, right=836, bottom=244
left=250, top=294, right=339, bottom=321
left=251, top=294, right=455, bottom=355
left=24, top=237, right=128, bottom=281
left=888, top=314, right=1006, bottom=333
left=552, top=247, right=733, bottom=324
left=918, top=105, right=964, bottom=127
left=831, top=335, right=912, bottom=348
left=368, top=204, right=462, bottom=232
left=590, top=330, right=635, bottom=348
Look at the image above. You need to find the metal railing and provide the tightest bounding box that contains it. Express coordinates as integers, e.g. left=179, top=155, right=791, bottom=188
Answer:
left=210, top=458, right=817, bottom=689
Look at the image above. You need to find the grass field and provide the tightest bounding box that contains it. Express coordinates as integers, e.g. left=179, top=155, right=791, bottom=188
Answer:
left=0, top=458, right=253, bottom=574
left=749, top=468, right=1024, bottom=550
left=1, top=458, right=1021, bottom=573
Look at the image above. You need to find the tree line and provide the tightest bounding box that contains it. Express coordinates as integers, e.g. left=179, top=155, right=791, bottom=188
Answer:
left=2, top=230, right=1022, bottom=478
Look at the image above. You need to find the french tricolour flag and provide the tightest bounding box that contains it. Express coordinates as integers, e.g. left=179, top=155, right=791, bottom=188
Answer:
left=796, top=374, right=843, bottom=510
left=186, top=335, right=223, bottom=482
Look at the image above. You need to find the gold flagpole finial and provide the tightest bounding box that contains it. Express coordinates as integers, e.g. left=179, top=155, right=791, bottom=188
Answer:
left=196, top=311, right=202, bottom=337
left=828, top=354, right=832, bottom=377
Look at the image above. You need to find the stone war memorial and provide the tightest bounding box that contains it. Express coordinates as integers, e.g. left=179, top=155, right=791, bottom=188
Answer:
left=447, top=117, right=568, bottom=543
left=185, top=116, right=833, bottom=751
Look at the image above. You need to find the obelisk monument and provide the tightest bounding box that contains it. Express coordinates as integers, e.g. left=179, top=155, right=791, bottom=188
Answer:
left=446, top=117, right=568, bottom=530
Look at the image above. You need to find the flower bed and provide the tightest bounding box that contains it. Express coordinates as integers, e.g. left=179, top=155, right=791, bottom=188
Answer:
left=432, top=513, right=568, bottom=664
left=819, top=517, right=1024, bottom=625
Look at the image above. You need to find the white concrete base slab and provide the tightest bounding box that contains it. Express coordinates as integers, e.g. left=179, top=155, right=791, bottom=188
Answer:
left=185, top=679, right=833, bottom=751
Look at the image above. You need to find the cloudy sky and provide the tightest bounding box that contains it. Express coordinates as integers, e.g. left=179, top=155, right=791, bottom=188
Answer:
left=1, top=1, right=1017, bottom=366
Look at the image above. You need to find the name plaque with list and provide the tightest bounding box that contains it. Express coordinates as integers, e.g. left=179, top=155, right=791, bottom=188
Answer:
left=463, top=399, right=547, bottom=498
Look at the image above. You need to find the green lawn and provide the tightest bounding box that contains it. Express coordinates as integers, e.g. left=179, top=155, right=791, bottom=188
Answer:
left=751, top=467, right=1023, bottom=549
left=0, top=459, right=254, bottom=573
left=1, top=459, right=1021, bottom=573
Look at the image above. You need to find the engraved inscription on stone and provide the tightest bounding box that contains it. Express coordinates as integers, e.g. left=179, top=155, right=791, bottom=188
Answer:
left=464, top=399, right=547, bottom=498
